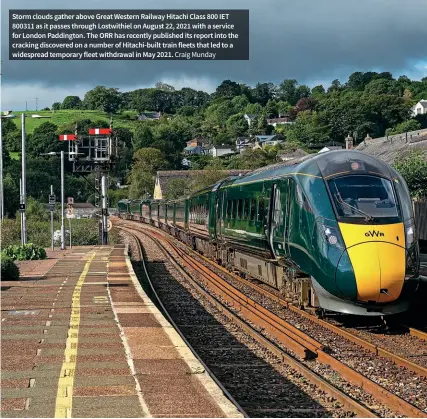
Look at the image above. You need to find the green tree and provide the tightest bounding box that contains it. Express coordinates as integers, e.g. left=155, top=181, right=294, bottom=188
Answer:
left=164, top=178, right=192, bottom=199
left=27, top=122, right=65, bottom=157
left=62, top=96, right=82, bottom=109
left=388, top=119, right=422, bottom=135
left=393, top=151, right=427, bottom=198
left=128, top=148, right=167, bottom=198
left=83, top=86, right=122, bottom=113
left=51, top=102, right=61, bottom=110
left=132, top=124, right=154, bottom=150
left=226, top=113, right=248, bottom=138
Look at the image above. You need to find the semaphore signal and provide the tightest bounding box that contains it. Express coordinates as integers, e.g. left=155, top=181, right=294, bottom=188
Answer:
left=89, top=128, right=111, bottom=135
left=59, top=134, right=77, bottom=141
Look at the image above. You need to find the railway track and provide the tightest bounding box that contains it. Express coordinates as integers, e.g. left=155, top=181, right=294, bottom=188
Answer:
left=118, top=225, right=381, bottom=418
left=116, top=219, right=427, bottom=417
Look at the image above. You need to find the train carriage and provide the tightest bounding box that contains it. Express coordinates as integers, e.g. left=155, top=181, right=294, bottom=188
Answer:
left=120, top=150, right=421, bottom=317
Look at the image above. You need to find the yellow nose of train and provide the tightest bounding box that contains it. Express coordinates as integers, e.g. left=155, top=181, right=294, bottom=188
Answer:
left=338, top=223, right=406, bottom=303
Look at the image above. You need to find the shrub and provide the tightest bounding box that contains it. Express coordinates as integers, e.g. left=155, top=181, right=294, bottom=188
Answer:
left=3, top=243, right=47, bottom=261
left=1, top=254, right=20, bottom=280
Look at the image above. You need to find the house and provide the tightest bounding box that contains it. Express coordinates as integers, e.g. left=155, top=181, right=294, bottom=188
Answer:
left=153, top=170, right=251, bottom=200
left=236, top=136, right=253, bottom=153
left=267, top=115, right=295, bottom=127
left=354, top=129, right=427, bottom=164
left=183, top=145, right=206, bottom=155
left=244, top=113, right=258, bottom=126
left=137, top=111, right=162, bottom=121
left=253, top=134, right=285, bottom=149
left=412, top=100, right=427, bottom=116
left=277, top=148, right=309, bottom=161
left=186, top=136, right=210, bottom=148
left=209, top=144, right=235, bottom=158
left=45, top=202, right=97, bottom=219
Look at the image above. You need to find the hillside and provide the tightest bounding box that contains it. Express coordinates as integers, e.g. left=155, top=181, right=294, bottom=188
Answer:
left=10, top=109, right=139, bottom=134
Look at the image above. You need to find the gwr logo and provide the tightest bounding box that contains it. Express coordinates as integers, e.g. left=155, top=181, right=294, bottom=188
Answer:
left=365, top=230, right=384, bottom=237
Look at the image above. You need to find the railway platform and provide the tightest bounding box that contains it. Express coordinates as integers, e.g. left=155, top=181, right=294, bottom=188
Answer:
left=1, top=245, right=244, bottom=418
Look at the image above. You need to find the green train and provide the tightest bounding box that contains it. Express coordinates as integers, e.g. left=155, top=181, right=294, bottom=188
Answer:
left=118, top=150, right=421, bottom=317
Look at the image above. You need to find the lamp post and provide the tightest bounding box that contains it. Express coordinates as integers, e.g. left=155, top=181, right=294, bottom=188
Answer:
left=20, top=114, right=51, bottom=244
left=0, top=114, right=17, bottom=223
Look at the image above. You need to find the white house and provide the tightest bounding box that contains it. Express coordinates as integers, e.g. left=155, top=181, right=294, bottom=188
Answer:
left=412, top=100, right=427, bottom=116
left=209, top=145, right=235, bottom=157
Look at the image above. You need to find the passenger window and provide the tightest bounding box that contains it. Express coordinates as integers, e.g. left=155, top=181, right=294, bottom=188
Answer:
left=243, top=200, right=249, bottom=220
left=258, top=198, right=265, bottom=221
left=250, top=199, right=256, bottom=221
left=296, top=184, right=313, bottom=214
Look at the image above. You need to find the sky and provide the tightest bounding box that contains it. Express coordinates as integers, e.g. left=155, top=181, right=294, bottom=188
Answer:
left=1, top=0, right=427, bottom=111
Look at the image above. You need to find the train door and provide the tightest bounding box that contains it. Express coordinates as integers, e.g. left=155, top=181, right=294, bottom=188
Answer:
left=270, top=179, right=293, bottom=258
left=283, top=178, right=294, bottom=258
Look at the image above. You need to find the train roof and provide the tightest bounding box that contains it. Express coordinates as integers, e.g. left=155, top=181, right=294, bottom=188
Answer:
left=226, top=150, right=396, bottom=186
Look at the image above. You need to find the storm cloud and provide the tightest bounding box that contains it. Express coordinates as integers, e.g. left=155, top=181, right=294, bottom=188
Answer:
left=1, top=0, right=427, bottom=110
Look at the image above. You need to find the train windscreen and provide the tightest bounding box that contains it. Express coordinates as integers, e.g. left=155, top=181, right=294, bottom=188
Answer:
left=328, top=175, right=399, bottom=220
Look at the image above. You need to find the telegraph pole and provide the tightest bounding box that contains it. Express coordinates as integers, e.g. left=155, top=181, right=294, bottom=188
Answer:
left=61, top=150, right=65, bottom=250
left=35, top=97, right=39, bottom=111
left=21, top=113, right=27, bottom=244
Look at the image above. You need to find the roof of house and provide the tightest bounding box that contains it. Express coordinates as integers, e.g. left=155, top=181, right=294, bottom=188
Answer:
left=278, top=148, right=309, bottom=160
left=156, top=170, right=251, bottom=194
left=137, top=111, right=161, bottom=119
left=417, top=100, right=427, bottom=108
left=184, top=145, right=204, bottom=151
left=354, top=130, right=427, bottom=164
left=255, top=134, right=283, bottom=143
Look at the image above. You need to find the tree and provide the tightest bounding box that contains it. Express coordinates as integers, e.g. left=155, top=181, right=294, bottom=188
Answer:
left=311, top=85, right=326, bottom=98
left=83, top=86, right=122, bottom=113
left=265, top=99, right=278, bottom=117
left=164, top=178, right=192, bottom=199
left=278, top=79, right=298, bottom=105
left=52, top=102, right=61, bottom=110
left=252, top=82, right=275, bottom=106
left=27, top=122, right=65, bottom=157
left=155, top=82, right=176, bottom=91
left=128, top=148, right=167, bottom=198
left=231, top=95, right=250, bottom=113
left=132, top=124, right=154, bottom=150
left=388, top=119, right=421, bottom=135
left=393, top=151, right=427, bottom=198
left=62, top=96, right=82, bottom=109
left=226, top=113, right=248, bottom=138
left=285, top=111, right=330, bottom=145
left=214, top=80, right=243, bottom=99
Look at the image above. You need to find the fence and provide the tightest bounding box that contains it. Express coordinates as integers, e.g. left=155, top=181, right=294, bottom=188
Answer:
left=414, top=200, right=427, bottom=241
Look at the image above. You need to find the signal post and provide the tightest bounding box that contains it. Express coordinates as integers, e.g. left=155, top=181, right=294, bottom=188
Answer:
left=60, top=120, right=117, bottom=245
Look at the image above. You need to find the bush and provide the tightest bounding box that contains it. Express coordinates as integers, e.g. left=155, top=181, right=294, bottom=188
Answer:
left=3, top=243, right=47, bottom=261
left=1, top=254, right=20, bottom=280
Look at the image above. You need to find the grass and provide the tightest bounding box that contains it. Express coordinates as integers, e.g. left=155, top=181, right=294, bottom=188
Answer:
left=10, top=109, right=141, bottom=134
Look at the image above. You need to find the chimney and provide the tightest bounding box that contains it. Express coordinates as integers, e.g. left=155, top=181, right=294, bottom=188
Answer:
left=345, top=134, right=354, bottom=150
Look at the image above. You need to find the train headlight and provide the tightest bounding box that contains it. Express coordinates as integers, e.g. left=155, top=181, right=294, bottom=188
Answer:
left=328, top=235, right=338, bottom=245
left=318, top=220, right=345, bottom=249
left=404, top=219, right=415, bottom=249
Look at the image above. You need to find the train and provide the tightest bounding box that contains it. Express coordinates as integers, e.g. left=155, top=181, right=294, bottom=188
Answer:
left=118, top=149, right=421, bottom=317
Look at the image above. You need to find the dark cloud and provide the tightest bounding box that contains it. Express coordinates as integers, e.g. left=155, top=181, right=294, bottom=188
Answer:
left=2, top=0, right=427, bottom=94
